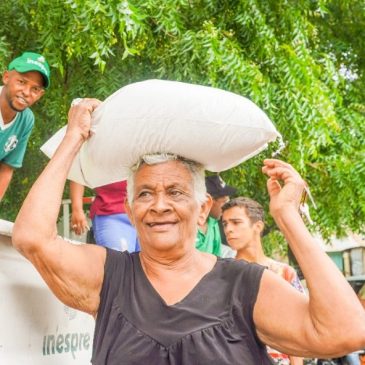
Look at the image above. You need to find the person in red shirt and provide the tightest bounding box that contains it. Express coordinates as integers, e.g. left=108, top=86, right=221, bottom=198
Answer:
left=70, top=180, right=139, bottom=252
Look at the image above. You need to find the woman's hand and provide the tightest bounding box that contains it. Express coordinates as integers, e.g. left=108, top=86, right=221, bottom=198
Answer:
left=67, top=98, right=101, bottom=141
left=262, top=159, right=306, bottom=217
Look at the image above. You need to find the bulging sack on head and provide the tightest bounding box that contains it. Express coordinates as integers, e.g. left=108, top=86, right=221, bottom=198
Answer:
left=41, top=79, right=281, bottom=188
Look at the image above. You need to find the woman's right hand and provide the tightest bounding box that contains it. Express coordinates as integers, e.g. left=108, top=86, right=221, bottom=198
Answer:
left=67, top=98, right=102, bottom=141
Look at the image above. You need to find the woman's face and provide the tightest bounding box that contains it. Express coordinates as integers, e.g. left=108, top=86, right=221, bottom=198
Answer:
left=126, top=160, right=202, bottom=253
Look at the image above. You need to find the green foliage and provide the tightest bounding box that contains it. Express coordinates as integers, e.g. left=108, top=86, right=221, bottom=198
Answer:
left=0, top=0, right=364, bottom=253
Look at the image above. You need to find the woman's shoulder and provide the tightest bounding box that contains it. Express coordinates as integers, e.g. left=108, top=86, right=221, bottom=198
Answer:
left=217, top=257, right=266, bottom=282
left=104, top=249, right=138, bottom=276
left=223, top=256, right=264, bottom=268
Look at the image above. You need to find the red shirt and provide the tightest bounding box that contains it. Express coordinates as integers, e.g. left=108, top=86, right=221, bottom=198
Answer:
left=90, top=181, right=127, bottom=219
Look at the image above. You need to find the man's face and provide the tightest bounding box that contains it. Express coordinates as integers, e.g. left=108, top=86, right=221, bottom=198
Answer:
left=209, top=195, right=229, bottom=219
left=126, top=160, right=202, bottom=252
left=222, top=206, right=260, bottom=251
left=2, top=70, right=45, bottom=112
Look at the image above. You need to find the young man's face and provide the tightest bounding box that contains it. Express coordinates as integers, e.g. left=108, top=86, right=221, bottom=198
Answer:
left=2, top=70, right=45, bottom=112
left=222, top=206, right=261, bottom=251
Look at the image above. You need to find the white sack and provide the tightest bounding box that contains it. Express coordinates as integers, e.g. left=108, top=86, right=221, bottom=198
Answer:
left=41, top=79, right=281, bottom=188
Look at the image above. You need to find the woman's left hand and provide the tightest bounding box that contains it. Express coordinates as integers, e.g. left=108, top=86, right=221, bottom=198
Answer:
left=262, top=159, right=306, bottom=217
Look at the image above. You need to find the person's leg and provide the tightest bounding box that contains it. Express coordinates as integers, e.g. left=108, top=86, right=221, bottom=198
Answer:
left=118, top=214, right=139, bottom=252
left=92, top=214, right=138, bottom=252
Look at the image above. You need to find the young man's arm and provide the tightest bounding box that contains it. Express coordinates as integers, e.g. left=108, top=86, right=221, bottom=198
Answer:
left=0, top=162, right=14, bottom=201
left=290, top=355, right=304, bottom=365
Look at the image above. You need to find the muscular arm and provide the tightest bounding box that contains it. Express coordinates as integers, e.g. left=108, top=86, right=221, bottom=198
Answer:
left=286, top=266, right=304, bottom=365
left=12, top=99, right=104, bottom=317
left=0, top=162, right=14, bottom=200
left=254, top=159, right=365, bottom=358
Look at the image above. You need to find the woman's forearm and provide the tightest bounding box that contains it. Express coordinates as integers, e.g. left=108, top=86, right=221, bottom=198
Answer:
left=274, top=207, right=365, bottom=348
left=13, top=132, right=84, bottom=253
left=13, top=98, right=100, bottom=253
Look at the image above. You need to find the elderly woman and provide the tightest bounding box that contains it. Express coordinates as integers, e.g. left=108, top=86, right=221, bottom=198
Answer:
left=13, top=99, right=365, bottom=364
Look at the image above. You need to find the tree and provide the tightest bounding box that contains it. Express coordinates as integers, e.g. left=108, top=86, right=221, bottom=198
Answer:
left=0, top=0, right=364, bottom=254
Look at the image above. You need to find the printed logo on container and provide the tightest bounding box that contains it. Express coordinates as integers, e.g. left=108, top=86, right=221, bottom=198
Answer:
left=42, top=306, right=91, bottom=359
left=42, top=331, right=91, bottom=359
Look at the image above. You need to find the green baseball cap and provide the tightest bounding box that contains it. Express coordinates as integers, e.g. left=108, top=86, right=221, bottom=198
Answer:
left=8, top=52, right=51, bottom=88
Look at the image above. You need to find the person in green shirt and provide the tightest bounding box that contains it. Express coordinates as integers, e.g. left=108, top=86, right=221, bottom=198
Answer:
left=195, top=174, right=236, bottom=256
left=0, top=51, right=50, bottom=202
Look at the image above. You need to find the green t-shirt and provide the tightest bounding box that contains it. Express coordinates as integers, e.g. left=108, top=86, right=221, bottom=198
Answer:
left=0, top=107, right=34, bottom=168
left=195, top=216, right=222, bottom=256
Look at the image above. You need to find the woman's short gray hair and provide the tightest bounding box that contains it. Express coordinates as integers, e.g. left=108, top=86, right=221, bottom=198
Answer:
left=127, top=153, right=207, bottom=205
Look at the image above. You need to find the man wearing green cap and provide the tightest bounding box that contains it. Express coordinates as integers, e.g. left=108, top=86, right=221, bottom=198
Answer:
left=0, top=51, right=50, bottom=201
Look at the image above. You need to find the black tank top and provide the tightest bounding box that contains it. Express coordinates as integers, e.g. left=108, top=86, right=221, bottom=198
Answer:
left=92, top=250, right=273, bottom=365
